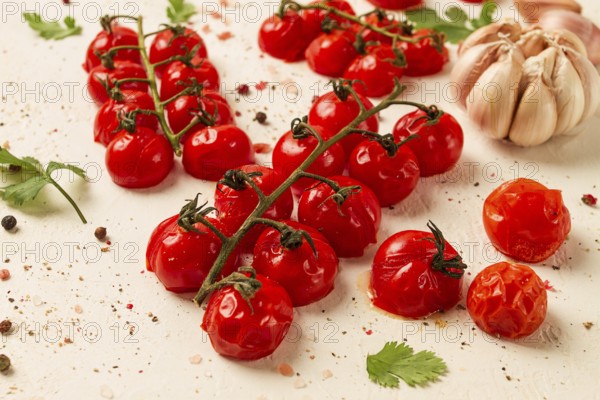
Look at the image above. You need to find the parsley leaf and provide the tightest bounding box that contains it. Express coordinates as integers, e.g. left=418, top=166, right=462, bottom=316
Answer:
left=167, top=0, right=197, bottom=24
left=23, top=13, right=82, bottom=40
left=367, top=341, right=447, bottom=388
left=0, top=149, right=87, bottom=223
left=406, top=0, right=497, bottom=44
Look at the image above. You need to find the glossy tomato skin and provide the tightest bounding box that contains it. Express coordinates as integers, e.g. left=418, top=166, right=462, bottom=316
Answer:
left=258, top=10, right=309, bottom=62
left=392, top=109, right=463, bottom=176
left=467, top=262, right=547, bottom=339
left=87, top=61, right=149, bottom=106
left=83, top=25, right=141, bottom=72
left=399, top=29, right=449, bottom=76
left=159, top=57, right=220, bottom=101
left=305, top=30, right=358, bottom=77
left=182, top=125, right=255, bottom=181
left=371, top=230, right=463, bottom=318
left=146, top=215, right=239, bottom=292
left=166, top=91, right=234, bottom=137
left=298, top=175, right=381, bottom=258
left=483, top=178, right=571, bottom=263
left=201, top=274, right=293, bottom=360
left=272, top=128, right=346, bottom=196
left=344, top=45, right=405, bottom=98
left=308, top=91, right=379, bottom=156
left=105, top=126, right=174, bottom=188
left=94, top=90, right=158, bottom=146
left=253, top=220, right=339, bottom=307
left=366, top=0, right=423, bottom=10
left=149, top=28, right=208, bottom=78
left=348, top=142, right=420, bottom=207
left=302, top=0, right=356, bottom=42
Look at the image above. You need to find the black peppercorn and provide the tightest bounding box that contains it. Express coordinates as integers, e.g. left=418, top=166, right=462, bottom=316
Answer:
left=1, top=216, right=17, bottom=231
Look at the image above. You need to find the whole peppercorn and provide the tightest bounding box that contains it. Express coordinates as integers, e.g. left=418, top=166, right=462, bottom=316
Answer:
left=0, top=320, right=11, bottom=334
left=0, top=354, right=10, bottom=372
left=94, top=226, right=107, bottom=241
left=254, top=112, right=267, bottom=124
left=1, top=215, right=17, bottom=231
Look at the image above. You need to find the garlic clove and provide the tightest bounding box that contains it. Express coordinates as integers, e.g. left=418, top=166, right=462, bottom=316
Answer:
left=562, top=47, right=600, bottom=124
left=458, top=21, right=522, bottom=56
left=551, top=49, right=586, bottom=135
left=546, top=29, right=588, bottom=57
left=516, top=29, right=548, bottom=58
left=520, top=46, right=559, bottom=93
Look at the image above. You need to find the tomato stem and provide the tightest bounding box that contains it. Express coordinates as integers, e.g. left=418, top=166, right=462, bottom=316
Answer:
left=425, top=221, right=467, bottom=279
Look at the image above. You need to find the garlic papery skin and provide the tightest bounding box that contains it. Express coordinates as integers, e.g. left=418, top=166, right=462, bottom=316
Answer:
left=514, top=0, right=582, bottom=22
left=563, top=47, right=600, bottom=122
left=551, top=48, right=586, bottom=135
left=458, top=21, right=522, bottom=56
left=516, top=29, right=548, bottom=58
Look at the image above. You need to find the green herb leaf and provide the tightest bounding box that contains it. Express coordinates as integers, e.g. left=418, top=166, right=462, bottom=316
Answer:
left=23, top=13, right=82, bottom=40
left=167, top=0, right=197, bottom=24
left=367, top=341, right=447, bottom=388
left=0, top=149, right=87, bottom=223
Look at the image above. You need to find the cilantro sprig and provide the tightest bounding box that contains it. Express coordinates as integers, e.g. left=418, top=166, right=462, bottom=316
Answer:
left=167, top=0, right=197, bottom=24
left=405, top=0, right=497, bottom=44
left=367, top=341, right=447, bottom=388
left=23, top=13, right=82, bottom=40
left=0, top=149, right=87, bottom=223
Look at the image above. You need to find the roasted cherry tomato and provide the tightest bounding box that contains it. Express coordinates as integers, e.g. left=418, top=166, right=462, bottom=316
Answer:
left=302, top=0, right=356, bottom=42
left=483, top=178, right=571, bottom=263
left=258, top=10, right=309, bottom=62
left=365, top=0, right=423, bottom=10
left=308, top=90, right=379, bottom=156
left=371, top=222, right=466, bottom=318
left=298, top=175, right=381, bottom=258
left=159, top=57, right=220, bottom=101
left=348, top=141, right=419, bottom=207
left=83, top=24, right=141, bottom=72
left=146, top=214, right=239, bottom=292
left=253, top=220, right=339, bottom=307
left=201, top=274, right=293, bottom=360
left=87, top=61, right=149, bottom=106
left=272, top=128, right=346, bottom=196
left=105, top=126, right=174, bottom=188
left=399, top=28, right=449, bottom=76
left=148, top=27, right=208, bottom=78
left=467, top=262, right=548, bottom=339
left=392, top=108, right=463, bottom=176
left=94, top=90, right=158, bottom=146
left=182, top=125, right=255, bottom=181
left=305, top=30, right=358, bottom=77
left=166, top=91, right=234, bottom=137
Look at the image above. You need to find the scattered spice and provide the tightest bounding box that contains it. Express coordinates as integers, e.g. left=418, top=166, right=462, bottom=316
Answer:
left=189, top=354, right=202, bottom=364
left=253, top=143, right=272, bottom=154
left=583, top=322, right=594, bottom=330
left=255, top=81, right=268, bottom=91
left=126, top=303, right=133, bottom=310
left=1, top=215, right=17, bottom=231
left=237, top=84, right=250, bottom=95
left=217, top=31, right=233, bottom=41
left=293, top=377, right=307, bottom=389
left=74, top=304, right=83, bottom=314
left=254, top=112, right=267, bottom=124
left=277, top=362, right=294, bottom=377
left=365, top=329, right=373, bottom=335
left=0, top=319, right=11, bottom=334
left=0, top=269, right=10, bottom=281
left=94, top=226, right=107, bottom=240
left=0, top=354, right=10, bottom=372
left=322, top=369, right=333, bottom=380
left=582, top=194, right=597, bottom=206
left=543, top=280, right=555, bottom=291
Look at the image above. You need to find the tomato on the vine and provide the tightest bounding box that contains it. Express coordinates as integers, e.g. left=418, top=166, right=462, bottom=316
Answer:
left=305, top=29, right=358, bottom=77
left=105, top=126, right=174, bottom=188
left=87, top=61, right=149, bottom=106
left=483, top=178, right=571, bottom=263
left=302, top=0, right=356, bottom=42
left=201, top=274, right=293, bottom=360
left=182, top=125, right=255, bottom=181
left=253, top=220, right=339, bottom=307
left=166, top=91, right=234, bottom=137
left=159, top=57, right=220, bottom=101
left=258, top=10, right=309, bottom=62
left=371, top=222, right=466, bottom=318
left=398, top=28, right=449, bottom=76
left=298, top=175, right=381, bottom=258
left=467, top=262, right=547, bottom=339
left=149, top=27, right=208, bottom=78
left=365, top=0, right=423, bottom=10
left=359, top=13, right=404, bottom=44
left=83, top=24, right=141, bottom=72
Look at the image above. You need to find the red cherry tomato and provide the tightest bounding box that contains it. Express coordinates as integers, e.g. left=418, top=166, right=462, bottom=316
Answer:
left=148, top=27, right=208, bottom=78
left=308, top=90, right=379, bottom=156
left=253, top=220, right=339, bottom=307
left=272, top=128, right=346, bottom=196
left=146, top=215, right=239, bottom=292
left=166, top=91, right=234, bottom=137
left=298, top=175, right=381, bottom=258
left=87, top=61, right=149, bottom=106
left=365, top=0, right=423, bottom=10
left=302, top=0, right=356, bottom=42
left=201, top=274, right=293, bottom=360
left=182, top=125, right=255, bottom=181
left=159, top=57, right=220, bottom=101
left=483, top=178, right=571, bottom=263
left=399, top=28, right=449, bottom=76
left=392, top=108, right=463, bottom=177
left=371, top=223, right=466, bottom=318
left=360, top=13, right=404, bottom=44
left=343, top=45, right=405, bottom=98
left=83, top=25, right=141, bottom=72
left=258, top=10, right=309, bottom=62
left=348, top=142, right=420, bottom=207
left=467, top=262, right=547, bottom=339
left=305, top=30, right=358, bottom=77
left=105, top=126, right=174, bottom=188
left=94, top=90, right=158, bottom=146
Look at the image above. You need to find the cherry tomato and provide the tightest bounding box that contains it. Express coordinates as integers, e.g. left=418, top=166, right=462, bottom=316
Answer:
left=83, top=24, right=141, bottom=72
left=360, top=13, right=404, bottom=44
left=348, top=142, right=419, bottom=207
left=399, top=28, right=449, bottom=76
left=298, top=175, right=381, bottom=258
left=467, top=262, right=548, bottom=339
left=308, top=90, right=379, bottom=156
left=302, top=0, right=356, bottom=42
left=149, top=27, right=208, bottom=78
left=105, top=126, right=174, bottom=188
left=166, top=91, right=233, bottom=138
left=201, top=274, right=293, bottom=360
left=253, top=220, right=339, bottom=307
left=94, top=90, right=158, bottom=146
left=182, top=125, right=255, bottom=181
left=343, top=45, right=405, bottom=98
left=87, top=61, right=149, bottom=106
left=483, top=178, right=571, bottom=263
left=371, top=222, right=466, bottom=318
left=392, top=108, right=463, bottom=177
left=272, top=128, right=346, bottom=196
left=258, top=10, right=309, bottom=62
left=305, top=30, right=358, bottom=77
left=159, top=57, right=220, bottom=101
left=365, top=0, right=423, bottom=10
left=146, top=215, right=239, bottom=292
